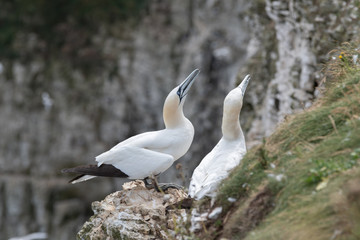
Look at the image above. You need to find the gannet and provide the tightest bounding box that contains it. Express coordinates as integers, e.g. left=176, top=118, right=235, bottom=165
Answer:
left=188, top=74, right=250, bottom=200
left=62, top=69, right=200, bottom=189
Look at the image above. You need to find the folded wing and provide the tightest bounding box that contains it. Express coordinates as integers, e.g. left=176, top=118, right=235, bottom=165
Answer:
left=96, top=146, right=174, bottom=179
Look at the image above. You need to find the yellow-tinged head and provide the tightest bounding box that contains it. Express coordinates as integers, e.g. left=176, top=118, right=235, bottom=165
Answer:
left=163, top=69, right=200, bottom=128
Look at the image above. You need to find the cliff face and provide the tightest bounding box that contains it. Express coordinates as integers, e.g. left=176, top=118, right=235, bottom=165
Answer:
left=0, top=0, right=359, bottom=239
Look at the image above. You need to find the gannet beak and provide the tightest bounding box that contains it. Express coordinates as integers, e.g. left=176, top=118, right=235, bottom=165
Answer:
left=238, top=74, right=251, bottom=96
left=177, top=69, right=200, bottom=101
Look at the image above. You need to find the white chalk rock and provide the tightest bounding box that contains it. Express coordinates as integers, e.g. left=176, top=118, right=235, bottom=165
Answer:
left=77, top=180, right=187, bottom=240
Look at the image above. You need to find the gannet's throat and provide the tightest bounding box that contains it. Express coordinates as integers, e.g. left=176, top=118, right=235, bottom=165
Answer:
left=222, top=99, right=242, bottom=140
left=163, top=92, right=186, bottom=128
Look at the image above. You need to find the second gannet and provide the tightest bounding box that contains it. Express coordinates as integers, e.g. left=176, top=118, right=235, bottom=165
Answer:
left=62, top=69, right=200, bottom=190
left=188, top=74, right=250, bottom=200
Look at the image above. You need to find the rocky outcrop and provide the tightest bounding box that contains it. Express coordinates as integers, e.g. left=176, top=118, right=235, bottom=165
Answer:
left=77, top=181, right=188, bottom=240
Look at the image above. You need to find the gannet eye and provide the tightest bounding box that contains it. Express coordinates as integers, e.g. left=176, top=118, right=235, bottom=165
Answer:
left=177, top=88, right=182, bottom=98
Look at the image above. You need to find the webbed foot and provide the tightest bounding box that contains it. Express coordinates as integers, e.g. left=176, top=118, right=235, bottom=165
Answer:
left=143, top=177, right=183, bottom=192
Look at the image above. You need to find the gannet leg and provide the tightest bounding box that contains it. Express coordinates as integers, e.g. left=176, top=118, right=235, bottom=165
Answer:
left=144, top=175, right=162, bottom=192
left=143, top=177, right=155, bottom=189
left=144, top=176, right=183, bottom=192
left=157, top=183, right=184, bottom=191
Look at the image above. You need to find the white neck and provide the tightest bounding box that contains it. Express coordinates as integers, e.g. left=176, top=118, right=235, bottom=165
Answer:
left=221, top=76, right=249, bottom=141
left=163, top=90, right=187, bottom=129
left=221, top=88, right=244, bottom=140
left=221, top=106, right=243, bottom=140
left=164, top=106, right=186, bottom=128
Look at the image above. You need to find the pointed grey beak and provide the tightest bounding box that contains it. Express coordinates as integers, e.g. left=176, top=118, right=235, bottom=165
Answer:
left=177, top=69, right=200, bottom=101
left=238, top=74, right=251, bottom=96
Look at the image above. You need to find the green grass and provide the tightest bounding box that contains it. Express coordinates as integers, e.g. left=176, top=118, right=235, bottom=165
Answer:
left=199, top=42, right=360, bottom=240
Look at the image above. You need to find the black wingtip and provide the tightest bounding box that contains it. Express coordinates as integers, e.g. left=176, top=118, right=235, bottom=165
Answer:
left=60, top=164, right=129, bottom=178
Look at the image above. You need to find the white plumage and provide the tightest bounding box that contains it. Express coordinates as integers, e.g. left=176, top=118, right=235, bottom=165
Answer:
left=64, top=69, right=199, bottom=184
left=189, top=74, right=250, bottom=199
left=95, top=127, right=193, bottom=179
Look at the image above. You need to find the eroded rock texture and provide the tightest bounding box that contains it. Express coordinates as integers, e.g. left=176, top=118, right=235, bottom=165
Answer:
left=77, top=181, right=187, bottom=240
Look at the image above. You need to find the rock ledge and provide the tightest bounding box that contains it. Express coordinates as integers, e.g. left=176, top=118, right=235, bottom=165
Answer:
left=77, top=180, right=187, bottom=240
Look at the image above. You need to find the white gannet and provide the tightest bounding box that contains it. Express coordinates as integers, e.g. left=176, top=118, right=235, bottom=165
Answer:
left=62, top=69, right=200, bottom=189
left=188, top=74, right=250, bottom=200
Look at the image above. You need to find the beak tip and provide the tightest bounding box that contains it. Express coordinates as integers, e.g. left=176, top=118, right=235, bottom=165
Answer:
left=193, top=68, right=200, bottom=76
left=178, top=68, right=201, bottom=98
left=239, top=74, right=251, bottom=96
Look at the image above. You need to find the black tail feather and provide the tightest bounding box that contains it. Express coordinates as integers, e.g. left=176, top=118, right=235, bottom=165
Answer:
left=61, top=164, right=129, bottom=181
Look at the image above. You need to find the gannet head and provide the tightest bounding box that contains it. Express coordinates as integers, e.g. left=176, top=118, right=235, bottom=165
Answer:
left=222, top=74, right=251, bottom=139
left=163, top=69, right=200, bottom=128
left=224, top=74, right=251, bottom=111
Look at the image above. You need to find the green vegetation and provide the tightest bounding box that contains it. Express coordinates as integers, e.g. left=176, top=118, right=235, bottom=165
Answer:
left=200, top=42, right=360, bottom=239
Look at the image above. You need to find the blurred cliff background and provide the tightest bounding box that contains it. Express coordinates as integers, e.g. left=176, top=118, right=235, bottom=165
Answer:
left=0, top=0, right=359, bottom=239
